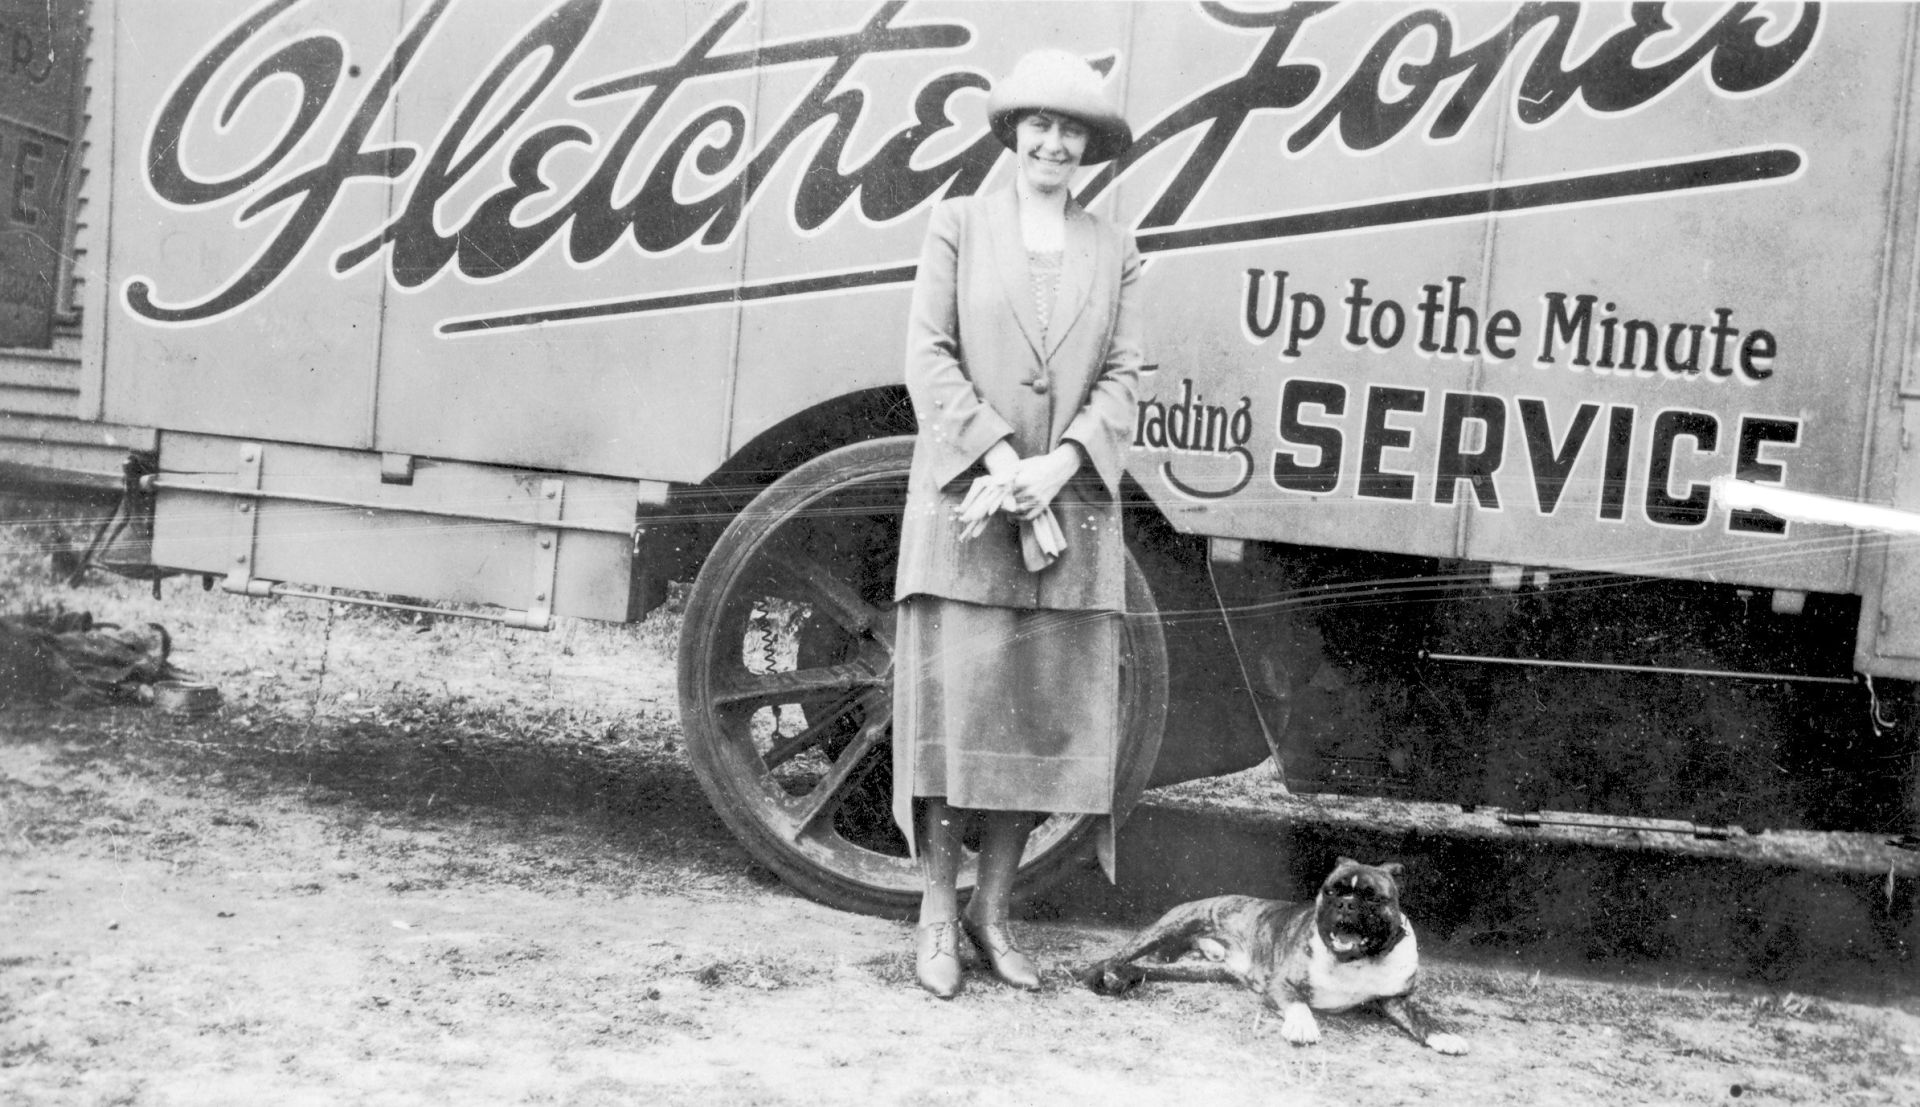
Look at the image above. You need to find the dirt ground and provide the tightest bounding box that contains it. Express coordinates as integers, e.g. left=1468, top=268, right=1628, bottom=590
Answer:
left=3, top=511, right=1920, bottom=1105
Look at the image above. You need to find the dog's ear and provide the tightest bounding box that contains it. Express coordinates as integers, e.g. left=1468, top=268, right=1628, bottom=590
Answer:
left=1378, top=861, right=1406, bottom=881
left=1335, top=856, right=1359, bottom=870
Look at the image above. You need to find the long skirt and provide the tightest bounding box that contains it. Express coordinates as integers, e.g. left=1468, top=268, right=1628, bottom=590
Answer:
left=891, top=595, right=1122, bottom=879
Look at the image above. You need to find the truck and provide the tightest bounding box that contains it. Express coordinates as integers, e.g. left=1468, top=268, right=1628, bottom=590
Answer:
left=3, top=0, right=1917, bottom=917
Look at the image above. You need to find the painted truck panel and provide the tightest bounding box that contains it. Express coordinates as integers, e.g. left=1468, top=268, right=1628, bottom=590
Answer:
left=1462, top=4, right=1909, bottom=592
left=1124, top=3, right=1901, bottom=598
left=99, top=1, right=397, bottom=448
left=369, top=0, right=741, bottom=478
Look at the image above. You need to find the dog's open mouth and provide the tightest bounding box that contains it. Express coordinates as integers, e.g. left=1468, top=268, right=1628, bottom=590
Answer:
left=1327, top=931, right=1365, bottom=955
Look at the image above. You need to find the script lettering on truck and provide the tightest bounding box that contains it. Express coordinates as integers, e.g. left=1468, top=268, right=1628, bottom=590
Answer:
left=125, top=0, right=1817, bottom=333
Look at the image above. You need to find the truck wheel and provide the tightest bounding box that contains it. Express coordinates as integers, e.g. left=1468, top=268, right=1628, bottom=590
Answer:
left=677, top=436, right=1167, bottom=918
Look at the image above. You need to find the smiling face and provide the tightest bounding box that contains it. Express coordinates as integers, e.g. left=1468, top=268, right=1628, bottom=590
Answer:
left=1014, top=109, right=1090, bottom=195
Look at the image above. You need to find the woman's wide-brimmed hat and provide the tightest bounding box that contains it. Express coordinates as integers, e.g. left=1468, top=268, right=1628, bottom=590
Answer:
left=986, top=49, right=1132, bottom=165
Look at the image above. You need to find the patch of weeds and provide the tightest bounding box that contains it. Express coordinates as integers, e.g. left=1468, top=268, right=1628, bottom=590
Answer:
left=686, top=955, right=813, bottom=991
left=1746, top=991, right=1833, bottom=1021
left=143, top=828, right=198, bottom=852
left=857, top=949, right=913, bottom=988
left=382, top=876, right=443, bottom=893
left=494, top=943, right=552, bottom=966
left=0, top=774, right=124, bottom=852
left=618, top=1001, right=706, bottom=1044
left=1466, top=968, right=1547, bottom=1001
left=196, top=1015, right=265, bottom=1037
left=0, top=1036, right=51, bottom=1069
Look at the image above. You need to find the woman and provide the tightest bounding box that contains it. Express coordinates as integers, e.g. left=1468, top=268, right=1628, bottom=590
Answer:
left=893, top=49, right=1142, bottom=999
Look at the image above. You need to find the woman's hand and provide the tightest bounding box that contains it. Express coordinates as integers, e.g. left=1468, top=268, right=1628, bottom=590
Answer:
left=1006, top=444, right=1083, bottom=520
left=953, top=440, right=1026, bottom=540
left=981, top=439, right=1021, bottom=480
left=955, top=441, right=1081, bottom=537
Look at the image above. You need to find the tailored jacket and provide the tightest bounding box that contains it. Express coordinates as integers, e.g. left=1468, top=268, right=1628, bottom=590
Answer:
left=895, top=187, right=1143, bottom=612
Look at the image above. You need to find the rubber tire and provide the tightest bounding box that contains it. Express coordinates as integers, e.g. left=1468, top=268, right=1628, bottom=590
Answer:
left=677, top=436, right=1167, bottom=917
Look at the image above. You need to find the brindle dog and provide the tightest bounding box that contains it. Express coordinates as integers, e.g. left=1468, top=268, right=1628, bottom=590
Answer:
left=1078, top=858, right=1468, bottom=1054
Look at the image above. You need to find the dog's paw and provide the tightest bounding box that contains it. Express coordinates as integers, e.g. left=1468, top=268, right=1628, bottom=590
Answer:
left=1424, top=1032, right=1469, bottom=1056
left=1077, top=961, right=1145, bottom=997
left=1279, top=1003, right=1321, bottom=1046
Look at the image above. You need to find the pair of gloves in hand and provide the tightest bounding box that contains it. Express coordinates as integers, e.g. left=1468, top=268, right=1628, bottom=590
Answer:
left=955, top=468, right=1069, bottom=572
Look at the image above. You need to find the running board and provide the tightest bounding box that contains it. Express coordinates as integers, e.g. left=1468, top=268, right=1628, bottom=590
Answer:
left=1143, top=783, right=1920, bottom=877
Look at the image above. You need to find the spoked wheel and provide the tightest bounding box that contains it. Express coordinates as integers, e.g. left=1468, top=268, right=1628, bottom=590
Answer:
left=678, top=436, right=1168, bottom=917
